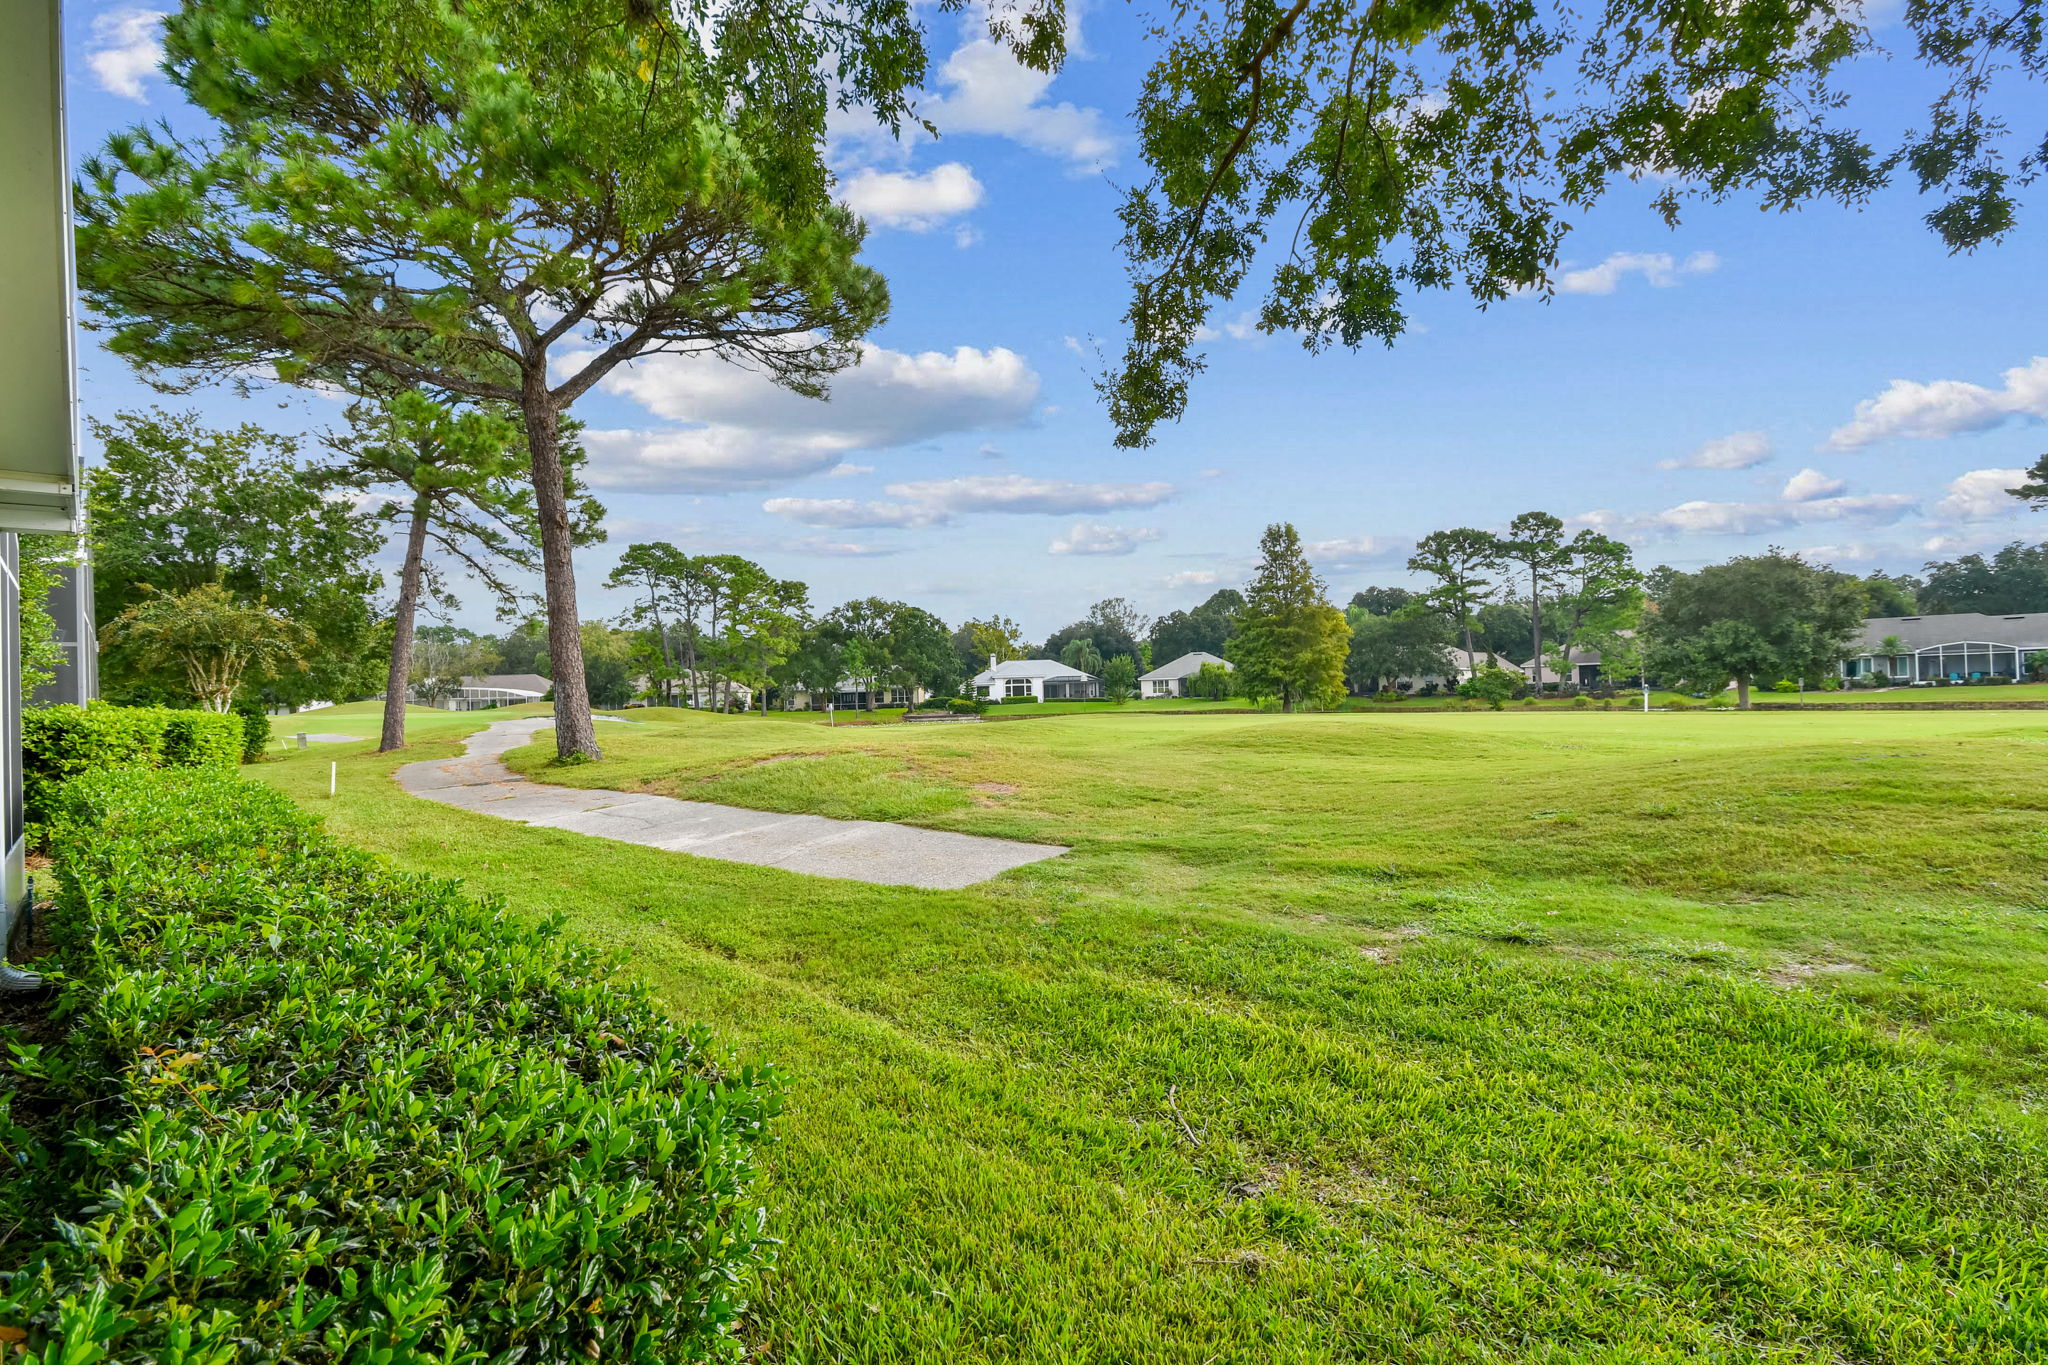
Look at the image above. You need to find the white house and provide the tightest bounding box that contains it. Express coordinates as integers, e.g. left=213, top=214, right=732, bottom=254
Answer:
left=782, top=678, right=929, bottom=710
left=1840, top=612, right=2048, bottom=683
left=970, top=657, right=1101, bottom=702
left=1138, top=651, right=1231, bottom=698
left=425, top=672, right=550, bottom=711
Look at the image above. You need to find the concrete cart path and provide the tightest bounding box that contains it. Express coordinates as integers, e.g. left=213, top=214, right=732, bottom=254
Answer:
left=394, top=715, right=1067, bottom=890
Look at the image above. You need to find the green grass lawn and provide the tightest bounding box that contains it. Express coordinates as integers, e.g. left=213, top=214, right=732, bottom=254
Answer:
left=257, top=701, right=2048, bottom=1363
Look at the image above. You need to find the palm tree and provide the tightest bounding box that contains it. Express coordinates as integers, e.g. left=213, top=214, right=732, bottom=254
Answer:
left=100, top=582, right=314, bottom=712
left=1877, top=633, right=1907, bottom=682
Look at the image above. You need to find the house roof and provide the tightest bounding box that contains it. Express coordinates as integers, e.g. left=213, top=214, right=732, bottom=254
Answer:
left=1138, top=651, right=1229, bottom=682
left=459, top=673, right=550, bottom=695
left=970, top=658, right=1100, bottom=685
left=1852, top=612, right=2048, bottom=653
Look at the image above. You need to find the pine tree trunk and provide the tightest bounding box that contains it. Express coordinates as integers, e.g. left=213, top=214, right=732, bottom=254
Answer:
left=521, top=389, right=600, bottom=760
left=645, top=579, right=672, bottom=706
left=1528, top=566, right=1543, bottom=693
left=380, top=493, right=433, bottom=752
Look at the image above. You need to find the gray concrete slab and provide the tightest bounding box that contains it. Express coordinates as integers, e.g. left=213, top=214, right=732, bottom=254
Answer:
left=393, top=715, right=1066, bottom=890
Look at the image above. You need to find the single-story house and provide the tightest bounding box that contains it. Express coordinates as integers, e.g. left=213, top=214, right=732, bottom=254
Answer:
left=970, top=656, right=1102, bottom=702
left=782, top=678, right=929, bottom=710
left=427, top=673, right=550, bottom=711
left=1840, top=612, right=2048, bottom=683
left=1138, top=651, right=1230, bottom=698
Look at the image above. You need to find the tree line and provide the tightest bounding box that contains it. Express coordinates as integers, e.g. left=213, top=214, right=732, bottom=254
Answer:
left=73, top=402, right=2048, bottom=736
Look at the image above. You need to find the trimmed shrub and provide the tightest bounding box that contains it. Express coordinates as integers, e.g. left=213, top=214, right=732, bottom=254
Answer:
left=233, top=699, right=273, bottom=762
left=948, top=697, right=988, bottom=715
left=19, top=703, right=242, bottom=829
left=2, top=768, right=783, bottom=1361
left=1000, top=695, right=1042, bottom=704
left=1372, top=689, right=1402, bottom=703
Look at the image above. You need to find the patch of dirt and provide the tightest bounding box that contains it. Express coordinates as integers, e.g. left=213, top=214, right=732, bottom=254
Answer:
left=1356, top=945, right=1396, bottom=964
left=1767, top=960, right=1872, bottom=988
left=972, top=781, right=1017, bottom=794
left=753, top=752, right=827, bottom=765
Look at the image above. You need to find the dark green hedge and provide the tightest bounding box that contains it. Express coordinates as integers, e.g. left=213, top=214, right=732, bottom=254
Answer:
left=0, top=767, right=783, bottom=1361
left=20, top=703, right=243, bottom=827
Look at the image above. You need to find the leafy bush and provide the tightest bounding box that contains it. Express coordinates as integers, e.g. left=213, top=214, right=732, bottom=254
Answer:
left=1372, top=689, right=1402, bottom=703
left=1667, top=697, right=1695, bottom=711
left=19, top=703, right=242, bottom=829
left=1000, top=695, right=1042, bottom=704
left=232, top=698, right=272, bottom=761
left=1572, top=694, right=1590, bottom=708
left=1771, top=679, right=1799, bottom=693
left=1187, top=662, right=1236, bottom=700
left=1, top=767, right=783, bottom=1361
left=948, top=698, right=988, bottom=715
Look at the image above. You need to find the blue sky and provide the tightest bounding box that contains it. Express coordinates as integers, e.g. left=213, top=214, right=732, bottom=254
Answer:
left=65, top=2, right=2048, bottom=640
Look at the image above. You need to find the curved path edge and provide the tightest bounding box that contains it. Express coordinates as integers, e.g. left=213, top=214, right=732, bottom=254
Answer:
left=394, top=715, right=1067, bottom=890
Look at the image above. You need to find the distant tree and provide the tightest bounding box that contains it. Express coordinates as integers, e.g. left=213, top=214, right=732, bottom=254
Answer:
left=412, top=633, right=499, bottom=708
left=1149, top=588, right=1245, bottom=662
left=100, top=582, right=314, bottom=712
left=1102, top=655, right=1137, bottom=705
left=1089, top=597, right=1152, bottom=645
left=489, top=619, right=550, bottom=677
left=1060, top=637, right=1106, bottom=677
left=1344, top=606, right=1453, bottom=695
left=580, top=622, right=637, bottom=711
left=962, top=615, right=1027, bottom=668
left=86, top=410, right=384, bottom=708
left=1474, top=601, right=1534, bottom=665
left=1348, top=586, right=1416, bottom=616
left=1188, top=661, right=1237, bottom=700
left=1500, top=513, right=1570, bottom=680
left=817, top=598, right=956, bottom=709
left=78, top=1, right=892, bottom=759
left=320, top=391, right=602, bottom=752
left=1858, top=571, right=1921, bottom=618
left=2011, top=454, right=2048, bottom=510
left=1546, top=531, right=1644, bottom=685
left=1408, top=529, right=1500, bottom=664
left=1045, top=599, right=1148, bottom=667
left=1919, top=543, right=2048, bottom=614
left=731, top=579, right=812, bottom=714
left=1644, top=550, right=1866, bottom=708
left=1231, top=523, right=1350, bottom=713
left=890, top=606, right=963, bottom=701
left=1459, top=665, right=1523, bottom=711
left=607, top=543, right=698, bottom=706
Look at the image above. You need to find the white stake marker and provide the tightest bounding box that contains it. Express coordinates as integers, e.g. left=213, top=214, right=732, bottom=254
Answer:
left=330, top=761, right=337, bottom=798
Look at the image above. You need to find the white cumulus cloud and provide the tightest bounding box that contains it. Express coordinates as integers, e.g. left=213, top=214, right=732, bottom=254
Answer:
left=1556, top=250, right=1718, bottom=296
left=1781, top=468, right=1847, bottom=502
left=839, top=162, right=984, bottom=231
left=1933, top=468, right=2030, bottom=521
left=783, top=537, right=902, bottom=558
left=759, top=497, right=941, bottom=529
left=585, top=341, right=1039, bottom=490
left=1163, top=570, right=1225, bottom=589
left=921, top=32, right=1117, bottom=173
left=1648, top=492, right=1916, bottom=536
left=1048, top=523, right=1163, bottom=556
left=1660, top=430, right=1773, bottom=471
left=88, top=9, right=168, bottom=102
left=883, top=474, right=1176, bottom=517
left=1826, top=356, right=2048, bottom=449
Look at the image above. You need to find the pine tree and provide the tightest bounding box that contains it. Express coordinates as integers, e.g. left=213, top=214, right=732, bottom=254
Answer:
left=1230, top=523, right=1350, bottom=713
left=76, top=0, right=890, bottom=758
